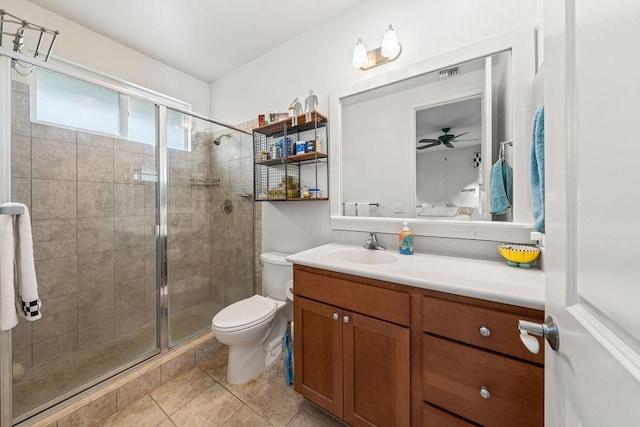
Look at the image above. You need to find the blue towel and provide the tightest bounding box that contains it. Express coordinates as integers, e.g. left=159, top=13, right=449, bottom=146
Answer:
left=490, top=159, right=513, bottom=215
left=283, top=330, right=294, bottom=386
left=530, top=106, right=545, bottom=232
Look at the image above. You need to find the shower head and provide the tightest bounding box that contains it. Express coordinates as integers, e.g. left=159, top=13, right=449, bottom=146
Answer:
left=212, top=134, right=231, bottom=145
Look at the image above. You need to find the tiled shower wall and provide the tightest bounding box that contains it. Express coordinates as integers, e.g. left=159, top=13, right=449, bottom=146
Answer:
left=231, top=118, right=262, bottom=295
left=206, top=123, right=255, bottom=309
left=10, top=80, right=158, bottom=370
left=9, top=78, right=258, bottom=371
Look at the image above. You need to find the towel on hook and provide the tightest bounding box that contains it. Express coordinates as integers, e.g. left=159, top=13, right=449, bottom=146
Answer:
left=530, top=106, right=545, bottom=232
left=490, top=159, right=513, bottom=215
left=0, top=203, right=41, bottom=331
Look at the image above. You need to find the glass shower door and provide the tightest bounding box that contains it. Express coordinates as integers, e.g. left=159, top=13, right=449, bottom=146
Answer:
left=9, top=66, right=160, bottom=420
left=165, top=109, right=254, bottom=347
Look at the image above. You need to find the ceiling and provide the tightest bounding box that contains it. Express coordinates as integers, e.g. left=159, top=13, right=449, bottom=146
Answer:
left=27, top=0, right=363, bottom=83
left=416, top=96, right=482, bottom=152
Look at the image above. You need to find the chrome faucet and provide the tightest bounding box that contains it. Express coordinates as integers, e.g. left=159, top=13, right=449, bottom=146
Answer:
left=363, top=233, right=386, bottom=250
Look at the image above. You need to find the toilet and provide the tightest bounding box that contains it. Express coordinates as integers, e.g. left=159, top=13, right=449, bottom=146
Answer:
left=211, top=252, right=293, bottom=384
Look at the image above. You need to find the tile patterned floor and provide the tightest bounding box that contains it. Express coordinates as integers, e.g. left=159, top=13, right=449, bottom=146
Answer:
left=95, top=347, right=346, bottom=427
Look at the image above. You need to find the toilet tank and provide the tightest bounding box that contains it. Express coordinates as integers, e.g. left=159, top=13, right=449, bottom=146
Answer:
left=261, top=252, right=292, bottom=301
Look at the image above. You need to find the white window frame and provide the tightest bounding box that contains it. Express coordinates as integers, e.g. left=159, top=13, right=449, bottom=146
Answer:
left=30, top=67, right=192, bottom=151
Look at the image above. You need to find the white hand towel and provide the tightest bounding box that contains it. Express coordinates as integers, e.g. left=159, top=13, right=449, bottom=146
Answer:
left=14, top=204, right=41, bottom=320
left=0, top=213, right=18, bottom=331
left=357, top=203, right=370, bottom=217
left=0, top=203, right=41, bottom=329
left=344, top=203, right=357, bottom=216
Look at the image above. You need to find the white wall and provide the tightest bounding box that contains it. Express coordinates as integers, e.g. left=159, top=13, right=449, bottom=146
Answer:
left=5, top=0, right=210, bottom=113
left=210, top=0, right=537, bottom=255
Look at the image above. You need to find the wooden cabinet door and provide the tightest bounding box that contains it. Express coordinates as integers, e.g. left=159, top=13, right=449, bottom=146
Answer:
left=293, top=297, right=343, bottom=418
left=343, top=311, right=410, bottom=427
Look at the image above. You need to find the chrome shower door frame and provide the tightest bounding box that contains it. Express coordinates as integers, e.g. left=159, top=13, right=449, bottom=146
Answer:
left=0, top=53, right=14, bottom=427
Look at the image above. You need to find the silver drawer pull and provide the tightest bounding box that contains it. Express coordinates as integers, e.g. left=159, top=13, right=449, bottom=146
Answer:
left=480, top=386, right=491, bottom=399
left=479, top=326, right=491, bottom=337
left=332, top=312, right=339, bottom=320
left=343, top=315, right=350, bottom=324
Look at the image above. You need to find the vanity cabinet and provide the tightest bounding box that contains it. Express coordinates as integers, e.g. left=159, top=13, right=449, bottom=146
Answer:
left=293, top=266, right=411, bottom=426
left=292, top=264, right=545, bottom=427
left=253, top=112, right=328, bottom=201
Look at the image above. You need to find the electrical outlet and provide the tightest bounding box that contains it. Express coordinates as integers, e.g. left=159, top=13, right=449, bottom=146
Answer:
left=393, top=203, right=405, bottom=214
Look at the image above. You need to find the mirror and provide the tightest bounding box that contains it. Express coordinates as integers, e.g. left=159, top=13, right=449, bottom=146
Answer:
left=329, top=28, right=536, bottom=241
left=416, top=96, right=483, bottom=219
left=341, top=50, right=512, bottom=222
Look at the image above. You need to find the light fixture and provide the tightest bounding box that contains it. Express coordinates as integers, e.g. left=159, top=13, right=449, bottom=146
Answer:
left=381, top=25, right=401, bottom=58
left=352, top=39, right=368, bottom=68
left=352, top=24, right=402, bottom=70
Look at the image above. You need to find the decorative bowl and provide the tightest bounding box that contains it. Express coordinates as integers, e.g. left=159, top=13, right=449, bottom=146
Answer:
left=498, top=244, right=540, bottom=266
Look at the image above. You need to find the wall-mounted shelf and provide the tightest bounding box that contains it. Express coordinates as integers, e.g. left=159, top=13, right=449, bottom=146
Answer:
left=253, top=112, right=328, bottom=202
left=256, top=111, right=327, bottom=136
left=255, top=152, right=327, bottom=167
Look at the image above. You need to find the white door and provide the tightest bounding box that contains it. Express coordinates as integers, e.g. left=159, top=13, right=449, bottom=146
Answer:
left=544, top=0, right=640, bottom=425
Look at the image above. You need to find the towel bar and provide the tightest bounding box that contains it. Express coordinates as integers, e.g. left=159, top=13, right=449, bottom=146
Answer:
left=0, top=206, right=24, bottom=215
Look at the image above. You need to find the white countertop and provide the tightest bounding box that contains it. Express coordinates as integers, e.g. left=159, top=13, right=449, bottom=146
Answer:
left=286, top=243, right=545, bottom=310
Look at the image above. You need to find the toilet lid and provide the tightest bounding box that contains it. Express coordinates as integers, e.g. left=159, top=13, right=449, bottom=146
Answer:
left=212, top=295, right=277, bottom=332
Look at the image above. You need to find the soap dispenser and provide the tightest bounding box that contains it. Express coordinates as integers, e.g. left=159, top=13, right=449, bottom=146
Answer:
left=399, top=222, right=414, bottom=255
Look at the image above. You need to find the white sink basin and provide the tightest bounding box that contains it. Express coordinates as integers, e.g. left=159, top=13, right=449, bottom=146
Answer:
left=328, top=248, right=399, bottom=265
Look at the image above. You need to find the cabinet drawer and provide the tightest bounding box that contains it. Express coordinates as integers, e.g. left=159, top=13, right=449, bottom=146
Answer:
left=423, top=334, right=544, bottom=427
left=294, top=266, right=410, bottom=326
left=423, top=403, right=477, bottom=427
left=422, top=296, right=544, bottom=364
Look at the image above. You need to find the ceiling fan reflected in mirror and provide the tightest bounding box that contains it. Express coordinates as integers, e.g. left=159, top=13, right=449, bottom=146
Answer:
left=417, top=127, right=478, bottom=150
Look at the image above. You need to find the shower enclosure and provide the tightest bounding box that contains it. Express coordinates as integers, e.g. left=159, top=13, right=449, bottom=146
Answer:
left=0, top=52, right=254, bottom=425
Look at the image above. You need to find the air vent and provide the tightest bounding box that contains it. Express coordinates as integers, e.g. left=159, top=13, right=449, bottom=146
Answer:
left=439, top=66, right=459, bottom=78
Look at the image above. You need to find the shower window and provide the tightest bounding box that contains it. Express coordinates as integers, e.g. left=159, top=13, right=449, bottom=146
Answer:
left=166, top=109, right=191, bottom=151
left=32, top=68, right=191, bottom=151
left=127, top=96, right=156, bottom=145
left=33, top=68, right=121, bottom=135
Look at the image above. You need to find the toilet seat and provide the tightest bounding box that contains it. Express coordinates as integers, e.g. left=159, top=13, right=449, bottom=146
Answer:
left=212, top=295, right=277, bottom=333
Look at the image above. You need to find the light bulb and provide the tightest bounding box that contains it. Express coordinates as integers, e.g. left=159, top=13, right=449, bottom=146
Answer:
left=381, top=25, right=401, bottom=58
left=352, top=39, right=368, bottom=68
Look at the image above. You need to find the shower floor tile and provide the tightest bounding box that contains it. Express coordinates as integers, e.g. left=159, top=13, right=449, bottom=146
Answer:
left=13, top=324, right=157, bottom=417
left=14, top=300, right=222, bottom=418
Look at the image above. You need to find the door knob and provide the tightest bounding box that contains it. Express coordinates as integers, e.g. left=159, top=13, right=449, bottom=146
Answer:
left=343, top=315, right=350, bottom=324
left=333, top=312, right=339, bottom=320
left=518, top=315, right=560, bottom=353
